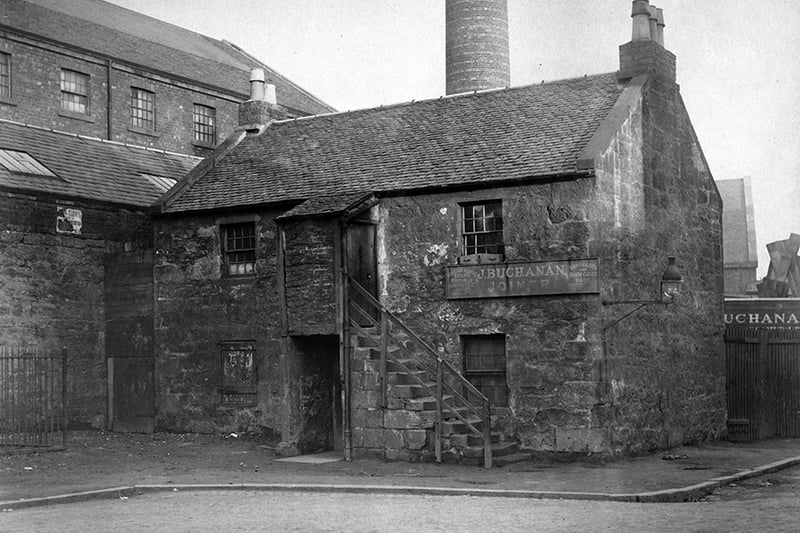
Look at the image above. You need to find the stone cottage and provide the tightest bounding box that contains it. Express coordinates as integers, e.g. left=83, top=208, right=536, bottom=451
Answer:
left=151, top=2, right=724, bottom=464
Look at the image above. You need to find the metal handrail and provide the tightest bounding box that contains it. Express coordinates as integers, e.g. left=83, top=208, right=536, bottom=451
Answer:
left=347, top=277, right=492, bottom=467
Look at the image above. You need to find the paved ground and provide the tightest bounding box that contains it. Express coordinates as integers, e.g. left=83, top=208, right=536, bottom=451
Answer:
left=1, top=431, right=799, bottom=506
left=3, top=480, right=800, bottom=532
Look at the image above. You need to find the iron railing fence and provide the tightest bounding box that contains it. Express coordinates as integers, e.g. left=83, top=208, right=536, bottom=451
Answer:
left=0, top=346, right=67, bottom=449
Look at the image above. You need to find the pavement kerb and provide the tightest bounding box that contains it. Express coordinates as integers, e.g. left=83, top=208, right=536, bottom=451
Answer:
left=2, top=454, right=800, bottom=510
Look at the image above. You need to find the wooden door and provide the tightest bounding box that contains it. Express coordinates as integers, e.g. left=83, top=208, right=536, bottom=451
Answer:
left=110, top=357, right=155, bottom=433
left=346, top=221, right=378, bottom=323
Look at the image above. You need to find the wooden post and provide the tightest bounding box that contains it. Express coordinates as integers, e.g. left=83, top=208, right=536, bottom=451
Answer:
left=757, top=329, right=769, bottom=440
left=435, top=359, right=443, bottom=463
left=482, top=400, right=492, bottom=469
left=62, top=346, right=68, bottom=448
left=380, top=310, right=388, bottom=408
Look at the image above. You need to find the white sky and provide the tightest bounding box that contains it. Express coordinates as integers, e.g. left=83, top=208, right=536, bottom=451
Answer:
left=109, top=0, right=800, bottom=277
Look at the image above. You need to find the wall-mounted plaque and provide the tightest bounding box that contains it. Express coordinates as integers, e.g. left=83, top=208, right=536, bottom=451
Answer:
left=446, top=259, right=599, bottom=299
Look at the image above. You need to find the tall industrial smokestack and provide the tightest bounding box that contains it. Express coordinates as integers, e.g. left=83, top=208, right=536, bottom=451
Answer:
left=445, top=0, right=510, bottom=95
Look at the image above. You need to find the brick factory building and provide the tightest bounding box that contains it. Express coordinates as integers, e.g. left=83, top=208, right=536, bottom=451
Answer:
left=0, top=0, right=331, bottom=429
left=151, top=1, right=725, bottom=462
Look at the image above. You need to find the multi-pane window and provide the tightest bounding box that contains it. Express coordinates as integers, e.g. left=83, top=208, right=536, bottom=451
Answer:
left=193, top=104, right=216, bottom=145
left=130, top=87, right=155, bottom=130
left=219, top=341, right=257, bottom=406
left=222, top=222, right=256, bottom=276
left=0, top=53, right=10, bottom=98
left=463, top=335, right=507, bottom=407
left=60, top=69, right=89, bottom=114
left=462, top=200, right=504, bottom=256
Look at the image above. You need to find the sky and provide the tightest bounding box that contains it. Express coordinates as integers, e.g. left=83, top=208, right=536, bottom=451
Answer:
left=108, top=0, right=800, bottom=277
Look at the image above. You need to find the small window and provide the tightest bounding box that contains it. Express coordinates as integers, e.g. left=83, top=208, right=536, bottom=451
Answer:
left=463, top=335, right=507, bottom=407
left=222, top=222, right=256, bottom=276
left=219, top=341, right=257, bottom=406
left=0, top=53, right=10, bottom=98
left=130, top=87, right=155, bottom=130
left=141, top=173, right=177, bottom=193
left=60, top=69, right=89, bottom=114
left=461, top=200, right=504, bottom=258
left=193, top=104, right=216, bottom=145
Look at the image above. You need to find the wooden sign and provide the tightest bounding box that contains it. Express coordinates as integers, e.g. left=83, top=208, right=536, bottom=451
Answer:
left=446, top=259, right=599, bottom=299
left=724, top=298, right=800, bottom=328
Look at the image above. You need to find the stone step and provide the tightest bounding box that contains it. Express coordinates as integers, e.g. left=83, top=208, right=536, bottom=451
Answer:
left=461, top=440, right=518, bottom=459
left=405, top=395, right=456, bottom=411
left=388, top=382, right=437, bottom=399
left=386, top=370, right=429, bottom=385
left=442, top=417, right=484, bottom=434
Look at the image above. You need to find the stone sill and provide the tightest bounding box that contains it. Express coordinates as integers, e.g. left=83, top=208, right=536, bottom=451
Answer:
left=0, top=96, right=18, bottom=106
left=59, top=110, right=95, bottom=123
left=128, top=125, right=161, bottom=138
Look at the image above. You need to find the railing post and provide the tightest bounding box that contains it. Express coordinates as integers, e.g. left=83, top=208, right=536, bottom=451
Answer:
left=435, top=359, right=443, bottom=464
left=380, top=310, right=388, bottom=408
left=482, top=400, right=492, bottom=469
left=62, top=346, right=67, bottom=449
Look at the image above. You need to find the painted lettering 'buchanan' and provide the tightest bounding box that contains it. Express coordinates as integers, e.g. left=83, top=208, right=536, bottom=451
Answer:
left=475, top=264, right=568, bottom=279
left=446, top=259, right=599, bottom=299
left=724, top=313, right=800, bottom=326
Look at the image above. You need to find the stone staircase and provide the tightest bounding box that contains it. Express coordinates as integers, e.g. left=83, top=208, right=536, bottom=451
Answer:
left=348, top=322, right=526, bottom=467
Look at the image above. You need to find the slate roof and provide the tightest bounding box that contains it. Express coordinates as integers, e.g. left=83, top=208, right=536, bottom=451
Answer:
left=3, top=0, right=334, bottom=116
left=159, top=73, right=624, bottom=214
left=0, top=119, right=200, bottom=207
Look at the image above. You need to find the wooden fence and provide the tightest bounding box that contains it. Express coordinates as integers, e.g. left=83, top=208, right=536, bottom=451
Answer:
left=725, top=328, right=800, bottom=441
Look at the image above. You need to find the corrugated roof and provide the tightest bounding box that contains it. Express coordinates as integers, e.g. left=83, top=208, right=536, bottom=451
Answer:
left=0, top=119, right=200, bottom=206
left=4, top=0, right=334, bottom=116
left=160, top=73, right=624, bottom=214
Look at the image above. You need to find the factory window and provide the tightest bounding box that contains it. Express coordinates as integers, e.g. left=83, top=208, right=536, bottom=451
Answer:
left=462, top=335, right=507, bottom=407
left=130, top=87, right=155, bottom=130
left=60, top=69, right=89, bottom=114
left=460, top=200, right=504, bottom=262
left=0, top=53, right=10, bottom=99
left=219, top=341, right=257, bottom=406
left=221, top=221, right=256, bottom=277
left=193, top=104, right=216, bottom=145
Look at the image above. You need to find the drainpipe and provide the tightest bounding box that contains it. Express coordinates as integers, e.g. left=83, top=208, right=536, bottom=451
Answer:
left=338, top=219, right=353, bottom=462
left=106, top=59, right=113, bottom=140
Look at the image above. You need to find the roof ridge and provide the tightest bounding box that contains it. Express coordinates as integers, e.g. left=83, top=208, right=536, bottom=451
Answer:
left=0, top=118, right=202, bottom=161
left=271, top=71, right=618, bottom=127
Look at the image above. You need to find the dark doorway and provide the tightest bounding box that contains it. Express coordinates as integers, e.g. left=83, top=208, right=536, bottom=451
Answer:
left=105, top=249, right=155, bottom=433
left=293, top=335, right=342, bottom=453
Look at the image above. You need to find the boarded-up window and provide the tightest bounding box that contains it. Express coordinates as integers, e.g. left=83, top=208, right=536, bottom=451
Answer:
left=219, top=341, right=256, bottom=406
left=462, top=334, right=507, bottom=407
left=221, top=222, right=256, bottom=277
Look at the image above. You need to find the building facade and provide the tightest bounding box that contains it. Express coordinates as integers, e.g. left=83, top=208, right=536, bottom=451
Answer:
left=151, top=2, right=725, bottom=460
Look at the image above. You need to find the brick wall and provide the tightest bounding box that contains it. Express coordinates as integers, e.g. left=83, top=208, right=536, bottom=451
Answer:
left=0, top=190, right=151, bottom=428
left=0, top=35, right=241, bottom=156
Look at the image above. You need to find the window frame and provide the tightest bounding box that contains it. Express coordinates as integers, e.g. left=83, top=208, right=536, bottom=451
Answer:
left=220, top=220, right=257, bottom=278
left=59, top=68, right=90, bottom=115
left=219, top=341, right=257, bottom=406
left=459, top=199, right=505, bottom=262
left=129, top=86, right=156, bottom=131
left=0, top=52, right=11, bottom=100
left=192, top=103, right=217, bottom=147
left=462, top=334, right=508, bottom=407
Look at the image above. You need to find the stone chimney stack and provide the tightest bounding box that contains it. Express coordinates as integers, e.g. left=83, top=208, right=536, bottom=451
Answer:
left=238, top=68, right=286, bottom=131
left=618, top=1, right=676, bottom=84
left=445, top=0, right=510, bottom=95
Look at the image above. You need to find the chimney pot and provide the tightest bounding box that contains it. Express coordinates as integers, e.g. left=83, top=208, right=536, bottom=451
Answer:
left=248, top=68, right=266, bottom=101
left=631, top=0, right=652, bottom=41
left=648, top=5, right=659, bottom=42
left=655, top=8, right=665, bottom=47
left=265, top=84, right=277, bottom=105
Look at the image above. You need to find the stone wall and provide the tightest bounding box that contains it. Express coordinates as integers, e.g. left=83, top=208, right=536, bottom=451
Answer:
left=0, top=190, right=151, bottom=427
left=377, top=183, right=606, bottom=452
left=594, top=74, right=725, bottom=454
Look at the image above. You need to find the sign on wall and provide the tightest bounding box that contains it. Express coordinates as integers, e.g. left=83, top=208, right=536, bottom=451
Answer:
left=446, top=258, right=599, bottom=299
left=724, top=299, right=800, bottom=328
left=56, top=206, right=82, bottom=235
